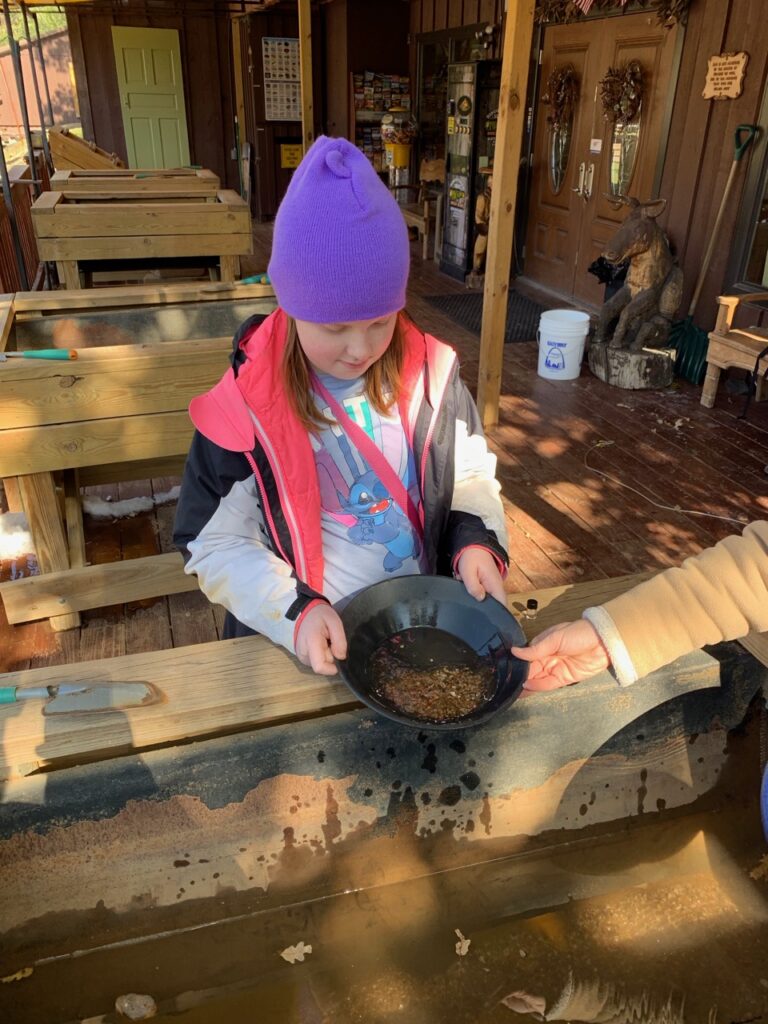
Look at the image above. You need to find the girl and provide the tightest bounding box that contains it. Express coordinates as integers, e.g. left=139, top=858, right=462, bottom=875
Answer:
left=174, top=136, right=509, bottom=677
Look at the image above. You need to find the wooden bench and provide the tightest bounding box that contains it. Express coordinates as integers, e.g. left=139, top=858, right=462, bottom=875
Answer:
left=32, top=189, right=252, bottom=289
left=0, top=282, right=276, bottom=630
left=701, top=291, right=768, bottom=407
left=49, top=167, right=221, bottom=200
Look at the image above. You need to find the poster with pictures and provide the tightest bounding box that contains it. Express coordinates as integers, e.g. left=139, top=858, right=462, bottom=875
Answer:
left=262, top=37, right=301, bottom=122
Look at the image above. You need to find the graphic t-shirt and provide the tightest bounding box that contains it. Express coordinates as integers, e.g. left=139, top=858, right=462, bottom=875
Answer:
left=310, top=373, right=425, bottom=605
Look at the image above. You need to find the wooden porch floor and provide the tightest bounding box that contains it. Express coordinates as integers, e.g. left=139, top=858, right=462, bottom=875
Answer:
left=2, top=224, right=767, bottom=673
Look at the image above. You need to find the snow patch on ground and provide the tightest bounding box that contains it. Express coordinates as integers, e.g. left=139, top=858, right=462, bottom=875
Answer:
left=82, top=486, right=180, bottom=519
left=0, top=512, right=33, bottom=559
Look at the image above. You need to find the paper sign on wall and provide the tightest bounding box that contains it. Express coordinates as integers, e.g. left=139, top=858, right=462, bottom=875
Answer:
left=280, top=144, right=303, bottom=168
left=702, top=52, right=749, bottom=100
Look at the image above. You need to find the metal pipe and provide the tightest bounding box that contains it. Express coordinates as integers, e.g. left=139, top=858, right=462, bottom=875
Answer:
left=30, top=10, right=54, bottom=127
left=2, top=2, right=40, bottom=197
left=0, top=137, right=30, bottom=290
left=19, top=3, right=52, bottom=173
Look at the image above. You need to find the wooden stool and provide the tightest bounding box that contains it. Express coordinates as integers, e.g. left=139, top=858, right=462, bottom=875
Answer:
left=701, top=291, right=768, bottom=408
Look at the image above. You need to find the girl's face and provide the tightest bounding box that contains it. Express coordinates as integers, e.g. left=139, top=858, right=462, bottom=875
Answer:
left=295, top=313, right=398, bottom=379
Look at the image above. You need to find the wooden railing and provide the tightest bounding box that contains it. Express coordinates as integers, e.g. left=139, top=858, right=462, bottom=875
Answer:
left=0, top=156, right=44, bottom=291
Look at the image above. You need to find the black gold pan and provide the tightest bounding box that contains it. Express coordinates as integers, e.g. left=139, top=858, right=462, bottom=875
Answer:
left=336, top=575, right=528, bottom=731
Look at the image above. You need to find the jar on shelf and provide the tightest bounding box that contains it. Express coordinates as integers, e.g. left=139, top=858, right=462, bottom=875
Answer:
left=381, top=107, right=418, bottom=171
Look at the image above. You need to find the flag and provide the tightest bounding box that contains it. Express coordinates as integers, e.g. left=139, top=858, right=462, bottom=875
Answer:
left=574, top=0, right=596, bottom=13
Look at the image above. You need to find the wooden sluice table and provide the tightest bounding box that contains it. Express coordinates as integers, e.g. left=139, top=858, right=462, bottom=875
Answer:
left=0, top=281, right=275, bottom=630
left=31, top=188, right=252, bottom=288
left=1, top=569, right=766, bottom=1024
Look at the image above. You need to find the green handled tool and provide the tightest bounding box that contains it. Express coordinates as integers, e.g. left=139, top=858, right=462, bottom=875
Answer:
left=0, top=681, right=159, bottom=715
left=0, top=349, right=77, bottom=361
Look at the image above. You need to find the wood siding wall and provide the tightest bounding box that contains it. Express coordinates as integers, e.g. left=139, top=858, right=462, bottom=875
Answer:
left=66, top=6, right=237, bottom=188
left=660, top=0, right=768, bottom=326
left=409, top=0, right=503, bottom=35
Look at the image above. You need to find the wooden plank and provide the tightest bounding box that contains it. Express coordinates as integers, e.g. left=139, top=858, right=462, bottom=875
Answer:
left=37, top=232, right=253, bottom=261
left=0, top=298, right=14, bottom=352
left=63, top=469, right=86, bottom=572
left=49, top=168, right=220, bottom=197
left=0, top=570, right=723, bottom=779
left=0, top=551, right=192, bottom=624
left=298, top=0, right=315, bottom=151
left=77, top=456, right=186, bottom=488
left=0, top=634, right=357, bottom=778
left=56, top=260, right=80, bottom=289
left=30, top=191, right=61, bottom=215
left=33, top=200, right=250, bottom=239
left=17, top=472, right=80, bottom=631
left=476, top=0, right=536, bottom=428
left=11, top=280, right=273, bottom=312
left=508, top=573, right=653, bottom=641
left=0, top=338, right=232, bottom=430
left=48, top=127, right=124, bottom=171
left=0, top=410, right=195, bottom=477
left=219, top=255, right=240, bottom=282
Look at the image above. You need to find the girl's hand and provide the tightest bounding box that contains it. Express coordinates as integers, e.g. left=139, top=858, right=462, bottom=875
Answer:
left=295, top=604, right=347, bottom=676
left=456, top=547, right=506, bottom=605
left=511, top=619, right=611, bottom=692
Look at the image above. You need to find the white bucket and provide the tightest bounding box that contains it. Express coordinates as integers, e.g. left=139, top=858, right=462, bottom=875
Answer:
left=536, top=309, right=590, bottom=381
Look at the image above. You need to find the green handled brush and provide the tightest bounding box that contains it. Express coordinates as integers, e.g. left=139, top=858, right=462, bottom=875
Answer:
left=0, top=349, right=77, bottom=361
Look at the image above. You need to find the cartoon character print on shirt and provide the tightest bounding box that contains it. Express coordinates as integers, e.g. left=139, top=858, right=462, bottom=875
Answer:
left=313, top=392, right=421, bottom=573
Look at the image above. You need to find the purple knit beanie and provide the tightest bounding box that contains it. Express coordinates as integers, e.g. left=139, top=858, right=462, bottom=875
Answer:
left=267, top=136, right=410, bottom=323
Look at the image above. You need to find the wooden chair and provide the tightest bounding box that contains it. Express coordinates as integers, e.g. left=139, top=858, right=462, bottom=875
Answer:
left=701, top=292, right=768, bottom=407
left=393, top=158, right=445, bottom=261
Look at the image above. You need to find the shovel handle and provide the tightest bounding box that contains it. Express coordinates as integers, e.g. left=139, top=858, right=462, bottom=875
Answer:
left=0, top=687, right=18, bottom=704
left=735, top=124, right=758, bottom=161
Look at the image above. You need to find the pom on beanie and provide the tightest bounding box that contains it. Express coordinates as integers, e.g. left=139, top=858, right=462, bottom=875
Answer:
left=267, top=136, right=410, bottom=323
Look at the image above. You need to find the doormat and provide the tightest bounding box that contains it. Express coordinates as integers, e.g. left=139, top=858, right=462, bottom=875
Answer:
left=424, top=290, right=545, bottom=343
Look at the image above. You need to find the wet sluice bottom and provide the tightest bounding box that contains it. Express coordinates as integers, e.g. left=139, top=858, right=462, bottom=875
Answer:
left=7, top=795, right=768, bottom=1023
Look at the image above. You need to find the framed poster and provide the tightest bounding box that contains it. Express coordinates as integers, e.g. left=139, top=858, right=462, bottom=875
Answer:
left=262, top=37, right=301, bottom=122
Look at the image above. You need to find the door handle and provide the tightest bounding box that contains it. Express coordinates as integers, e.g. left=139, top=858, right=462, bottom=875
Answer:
left=584, top=162, right=595, bottom=200
left=572, top=161, right=585, bottom=197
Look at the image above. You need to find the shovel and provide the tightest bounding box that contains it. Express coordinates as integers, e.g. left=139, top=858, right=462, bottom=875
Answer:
left=670, top=124, right=758, bottom=383
left=0, top=681, right=160, bottom=715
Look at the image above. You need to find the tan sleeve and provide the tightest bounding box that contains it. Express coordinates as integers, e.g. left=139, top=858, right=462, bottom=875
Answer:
left=584, top=520, right=768, bottom=685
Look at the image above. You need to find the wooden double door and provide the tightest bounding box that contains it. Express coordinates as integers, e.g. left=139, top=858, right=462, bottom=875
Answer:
left=523, top=13, right=679, bottom=306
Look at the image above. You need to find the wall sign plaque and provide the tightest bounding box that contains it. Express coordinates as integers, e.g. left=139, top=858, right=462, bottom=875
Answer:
left=703, top=52, right=749, bottom=100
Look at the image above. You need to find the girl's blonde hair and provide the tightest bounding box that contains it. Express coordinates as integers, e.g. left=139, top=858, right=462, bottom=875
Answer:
left=281, top=313, right=406, bottom=432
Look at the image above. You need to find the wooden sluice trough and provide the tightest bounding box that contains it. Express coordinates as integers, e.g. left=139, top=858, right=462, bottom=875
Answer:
left=0, top=282, right=276, bottom=632
left=31, top=189, right=253, bottom=289
left=1, top=567, right=768, bottom=1022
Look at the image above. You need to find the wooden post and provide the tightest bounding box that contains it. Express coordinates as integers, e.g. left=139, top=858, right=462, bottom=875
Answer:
left=231, top=16, right=247, bottom=154
left=298, top=0, right=314, bottom=152
left=476, top=0, right=536, bottom=429
left=18, top=471, right=81, bottom=631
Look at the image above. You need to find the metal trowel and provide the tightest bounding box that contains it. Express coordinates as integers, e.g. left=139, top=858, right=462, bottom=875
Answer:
left=0, top=681, right=161, bottom=715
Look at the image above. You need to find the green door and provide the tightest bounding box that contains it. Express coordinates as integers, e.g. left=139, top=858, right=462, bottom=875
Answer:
left=112, top=26, right=191, bottom=168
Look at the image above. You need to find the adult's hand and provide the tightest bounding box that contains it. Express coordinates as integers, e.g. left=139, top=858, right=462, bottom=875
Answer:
left=456, top=546, right=506, bottom=605
left=511, top=619, right=611, bottom=691
left=295, top=603, right=347, bottom=676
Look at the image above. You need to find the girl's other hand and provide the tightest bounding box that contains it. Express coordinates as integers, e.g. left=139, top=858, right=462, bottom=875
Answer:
left=456, top=546, right=507, bottom=605
left=295, top=604, right=348, bottom=676
left=511, top=619, right=611, bottom=692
